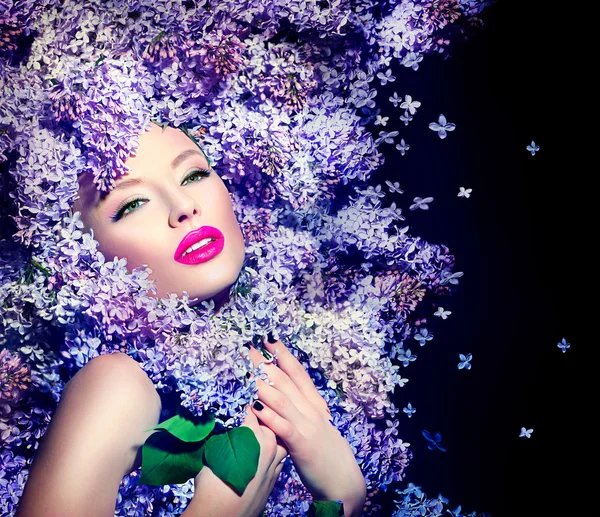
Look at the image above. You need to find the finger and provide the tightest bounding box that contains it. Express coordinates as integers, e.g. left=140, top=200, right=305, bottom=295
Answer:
left=247, top=346, right=320, bottom=419
left=251, top=397, right=305, bottom=455
left=259, top=423, right=289, bottom=465
left=241, top=403, right=260, bottom=427
left=262, top=337, right=331, bottom=414
left=275, top=443, right=289, bottom=464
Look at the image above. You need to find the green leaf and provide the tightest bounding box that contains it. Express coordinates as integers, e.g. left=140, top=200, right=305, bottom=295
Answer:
left=145, top=411, right=215, bottom=443
left=139, top=431, right=206, bottom=485
left=307, top=500, right=345, bottom=517
left=203, top=426, right=260, bottom=495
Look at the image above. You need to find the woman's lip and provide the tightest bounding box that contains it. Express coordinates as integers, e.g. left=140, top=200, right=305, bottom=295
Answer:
left=174, top=226, right=224, bottom=260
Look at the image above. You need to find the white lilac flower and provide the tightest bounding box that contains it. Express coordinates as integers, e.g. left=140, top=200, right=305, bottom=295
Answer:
left=377, top=69, right=396, bottom=85
left=400, top=95, right=421, bottom=115
left=557, top=337, right=570, bottom=353
left=376, top=130, right=400, bottom=145
left=385, top=181, right=404, bottom=194
left=526, top=140, right=540, bottom=155
left=389, top=92, right=402, bottom=107
left=414, top=328, right=434, bottom=346
left=410, top=196, right=434, bottom=210
left=434, top=307, right=452, bottom=319
left=519, top=427, right=534, bottom=438
left=403, top=403, right=416, bottom=418
left=429, top=114, right=456, bottom=139
left=395, top=138, right=410, bottom=155
left=400, top=110, right=414, bottom=125
left=458, top=187, right=472, bottom=198
left=457, top=353, right=472, bottom=370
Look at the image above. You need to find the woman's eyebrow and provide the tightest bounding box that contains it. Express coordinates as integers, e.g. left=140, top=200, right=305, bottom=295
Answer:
left=97, top=149, right=205, bottom=205
left=97, top=177, right=143, bottom=205
left=170, top=149, right=204, bottom=170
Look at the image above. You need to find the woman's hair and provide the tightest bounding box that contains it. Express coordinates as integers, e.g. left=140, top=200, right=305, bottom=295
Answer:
left=0, top=0, right=489, bottom=515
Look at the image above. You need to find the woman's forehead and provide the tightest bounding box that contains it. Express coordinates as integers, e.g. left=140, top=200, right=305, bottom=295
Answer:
left=74, top=124, right=203, bottom=200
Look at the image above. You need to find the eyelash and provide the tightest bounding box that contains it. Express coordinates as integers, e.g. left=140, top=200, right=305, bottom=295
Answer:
left=110, top=168, right=212, bottom=222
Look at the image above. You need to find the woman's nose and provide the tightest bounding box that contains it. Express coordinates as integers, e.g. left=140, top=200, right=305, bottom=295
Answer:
left=168, top=192, right=201, bottom=227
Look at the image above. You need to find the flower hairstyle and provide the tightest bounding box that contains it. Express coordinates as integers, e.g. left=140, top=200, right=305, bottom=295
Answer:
left=0, top=0, right=492, bottom=515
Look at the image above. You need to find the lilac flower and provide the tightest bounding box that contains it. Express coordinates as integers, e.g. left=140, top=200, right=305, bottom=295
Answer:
left=395, top=139, right=410, bottom=155
left=389, top=92, right=402, bottom=107
left=376, top=130, right=400, bottom=145
left=400, top=110, right=414, bottom=126
left=377, top=69, right=396, bottom=85
left=403, top=403, right=416, bottom=418
left=422, top=430, right=447, bottom=452
left=458, top=353, right=472, bottom=370
left=414, top=328, right=434, bottom=346
left=526, top=140, right=540, bottom=155
left=410, top=196, right=434, bottom=210
left=519, top=427, right=533, bottom=438
left=0, top=349, right=31, bottom=407
left=458, top=187, right=472, bottom=198
left=400, top=95, right=421, bottom=115
left=398, top=349, right=418, bottom=367
left=385, top=181, right=404, bottom=194
left=434, top=307, right=452, bottom=319
left=429, top=114, right=456, bottom=139
left=557, top=337, right=570, bottom=353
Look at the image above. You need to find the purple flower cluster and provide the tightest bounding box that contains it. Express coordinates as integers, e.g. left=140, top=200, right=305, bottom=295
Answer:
left=0, top=0, right=493, bottom=515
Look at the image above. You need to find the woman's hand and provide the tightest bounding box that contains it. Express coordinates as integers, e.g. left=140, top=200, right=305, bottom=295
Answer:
left=187, top=406, right=288, bottom=517
left=246, top=337, right=367, bottom=515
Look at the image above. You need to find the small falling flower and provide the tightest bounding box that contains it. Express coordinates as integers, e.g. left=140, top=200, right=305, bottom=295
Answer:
left=457, top=353, right=472, bottom=370
left=376, top=130, right=400, bottom=145
left=414, top=327, right=434, bottom=346
left=377, top=68, right=396, bottom=85
left=429, top=114, right=456, bottom=139
left=422, top=430, right=447, bottom=452
left=403, top=403, right=416, bottom=418
left=400, top=110, right=413, bottom=126
left=434, top=307, right=452, bottom=319
left=395, top=138, right=410, bottom=155
left=410, top=196, right=434, bottom=210
left=526, top=140, right=540, bottom=155
left=389, top=92, right=402, bottom=107
left=400, top=95, right=421, bottom=115
left=519, top=427, right=533, bottom=438
left=457, top=187, right=472, bottom=198
left=385, top=180, right=404, bottom=194
left=374, top=115, right=389, bottom=126
left=557, top=337, right=570, bottom=353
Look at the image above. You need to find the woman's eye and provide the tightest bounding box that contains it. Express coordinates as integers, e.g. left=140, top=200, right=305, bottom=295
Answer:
left=182, top=168, right=211, bottom=186
left=111, top=197, right=146, bottom=222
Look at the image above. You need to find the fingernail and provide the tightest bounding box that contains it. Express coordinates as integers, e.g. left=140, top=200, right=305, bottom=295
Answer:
left=253, top=401, right=264, bottom=411
left=267, top=331, right=276, bottom=343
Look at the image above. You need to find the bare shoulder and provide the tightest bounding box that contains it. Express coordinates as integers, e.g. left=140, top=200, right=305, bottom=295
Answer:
left=16, top=352, right=162, bottom=517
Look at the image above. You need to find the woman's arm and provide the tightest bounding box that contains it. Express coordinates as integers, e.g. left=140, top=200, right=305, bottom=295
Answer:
left=16, top=352, right=163, bottom=517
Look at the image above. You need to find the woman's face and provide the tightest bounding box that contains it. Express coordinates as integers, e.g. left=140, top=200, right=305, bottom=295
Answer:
left=73, top=123, right=246, bottom=304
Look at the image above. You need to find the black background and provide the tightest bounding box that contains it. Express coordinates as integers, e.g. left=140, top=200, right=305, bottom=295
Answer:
left=372, top=1, right=595, bottom=516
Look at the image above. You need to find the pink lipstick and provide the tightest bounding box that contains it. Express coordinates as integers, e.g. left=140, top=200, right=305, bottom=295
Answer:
left=174, top=226, right=224, bottom=265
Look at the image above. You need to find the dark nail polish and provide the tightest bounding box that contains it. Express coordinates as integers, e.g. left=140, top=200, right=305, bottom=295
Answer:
left=253, top=400, right=264, bottom=411
left=267, top=331, right=276, bottom=343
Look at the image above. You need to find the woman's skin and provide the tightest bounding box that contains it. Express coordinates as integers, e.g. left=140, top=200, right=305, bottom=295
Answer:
left=17, top=123, right=366, bottom=517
